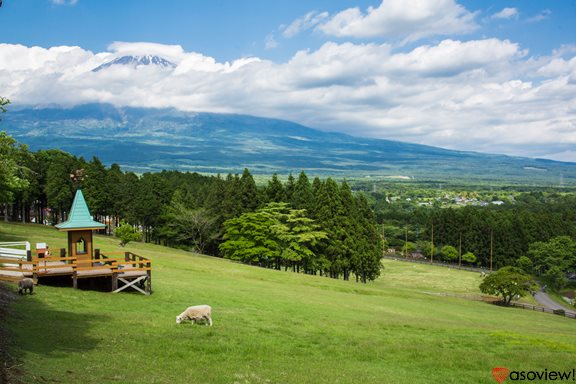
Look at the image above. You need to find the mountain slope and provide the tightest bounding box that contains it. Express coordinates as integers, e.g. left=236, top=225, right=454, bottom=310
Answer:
left=2, top=103, right=575, bottom=183
left=92, top=55, right=176, bottom=72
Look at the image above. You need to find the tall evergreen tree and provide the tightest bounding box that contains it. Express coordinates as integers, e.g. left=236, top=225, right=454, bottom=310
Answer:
left=292, top=171, right=314, bottom=211
left=265, top=173, right=285, bottom=203
left=239, top=168, right=259, bottom=212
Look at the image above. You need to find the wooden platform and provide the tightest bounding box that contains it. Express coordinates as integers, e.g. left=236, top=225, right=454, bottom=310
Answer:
left=0, top=252, right=152, bottom=295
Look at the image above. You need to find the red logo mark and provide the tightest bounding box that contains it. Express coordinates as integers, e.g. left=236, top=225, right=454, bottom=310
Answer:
left=492, top=367, right=510, bottom=383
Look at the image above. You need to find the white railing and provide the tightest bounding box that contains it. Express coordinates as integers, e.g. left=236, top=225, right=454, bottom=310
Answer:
left=0, top=241, right=31, bottom=260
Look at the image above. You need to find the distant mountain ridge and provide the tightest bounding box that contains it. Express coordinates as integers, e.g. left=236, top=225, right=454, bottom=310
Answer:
left=2, top=103, right=575, bottom=184
left=92, top=55, right=176, bottom=72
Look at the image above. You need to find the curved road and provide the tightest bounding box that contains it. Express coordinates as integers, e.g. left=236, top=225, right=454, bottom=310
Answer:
left=533, top=289, right=576, bottom=316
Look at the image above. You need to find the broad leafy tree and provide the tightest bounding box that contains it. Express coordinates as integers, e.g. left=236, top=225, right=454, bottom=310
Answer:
left=441, top=245, right=458, bottom=262
left=114, top=220, right=142, bottom=247
left=479, top=266, right=536, bottom=305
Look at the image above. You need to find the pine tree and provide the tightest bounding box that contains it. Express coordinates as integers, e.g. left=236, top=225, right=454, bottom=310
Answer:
left=292, top=171, right=314, bottom=211
left=265, top=173, right=285, bottom=203
left=239, top=168, right=260, bottom=213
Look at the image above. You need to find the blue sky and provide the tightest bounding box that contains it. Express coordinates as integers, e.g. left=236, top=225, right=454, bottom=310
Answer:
left=1, top=0, right=575, bottom=161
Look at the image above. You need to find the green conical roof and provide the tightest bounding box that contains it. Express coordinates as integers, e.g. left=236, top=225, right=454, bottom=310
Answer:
left=55, top=190, right=106, bottom=231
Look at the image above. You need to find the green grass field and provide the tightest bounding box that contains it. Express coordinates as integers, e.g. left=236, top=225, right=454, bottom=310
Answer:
left=1, top=222, right=575, bottom=384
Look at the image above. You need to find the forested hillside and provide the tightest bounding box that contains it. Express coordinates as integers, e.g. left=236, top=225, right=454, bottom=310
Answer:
left=1, top=130, right=575, bottom=288
left=0, top=133, right=382, bottom=282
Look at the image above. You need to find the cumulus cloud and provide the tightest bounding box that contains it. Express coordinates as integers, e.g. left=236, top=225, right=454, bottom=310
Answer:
left=491, top=8, right=518, bottom=20
left=316, top=0, right=478, bottom=43
left=385, top=39, right=523, bottom=77
left=108, top=42, right=186, bottom=63
left=1, top=39, right=575, bottom=161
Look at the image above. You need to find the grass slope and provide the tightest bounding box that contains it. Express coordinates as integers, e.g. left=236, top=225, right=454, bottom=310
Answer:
left=1, top=222, right=575, bottom=384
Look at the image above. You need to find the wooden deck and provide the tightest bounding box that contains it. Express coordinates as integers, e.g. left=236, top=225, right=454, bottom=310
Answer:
left=0, top=251, right=152, bottom=295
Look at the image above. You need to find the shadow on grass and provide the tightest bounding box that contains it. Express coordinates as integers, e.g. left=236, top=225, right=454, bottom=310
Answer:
left=0, top=230, right=29, bottom=243
left=7, top=288, right=109, bottom=359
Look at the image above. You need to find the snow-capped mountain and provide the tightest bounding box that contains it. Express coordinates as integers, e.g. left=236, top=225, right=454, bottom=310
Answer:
left=92, top=55, right=176, bottom=72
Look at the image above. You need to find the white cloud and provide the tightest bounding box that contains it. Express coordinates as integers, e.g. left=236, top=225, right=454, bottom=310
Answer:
left=527, top=9, right=552, bottom=23
left=108, top=42, right=186, bottom=63
left=317, top=0, right=478, bottom=43
left=282, top=11, right=329, bottom=38
left=265, top=34, right=278, bottom=50
left=491, top=8, right=518, bottom=20
left=51, top=0, right=78, bottom=5
left=1, top=39, right=575, bottom=161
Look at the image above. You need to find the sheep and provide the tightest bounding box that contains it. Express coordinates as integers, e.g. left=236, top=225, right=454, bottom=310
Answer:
left=18, top=278, right=34, bottom=295
left=176, top=305, right=212, bottom=326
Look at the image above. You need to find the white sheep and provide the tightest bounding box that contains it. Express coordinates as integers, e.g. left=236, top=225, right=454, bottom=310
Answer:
left=176, top=305, right=212, bottom=326
left=18, top=278, right=34, bottom=295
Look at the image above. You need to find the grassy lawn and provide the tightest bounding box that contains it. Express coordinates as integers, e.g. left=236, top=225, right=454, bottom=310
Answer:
left=2, top=222, right=575, bottom=384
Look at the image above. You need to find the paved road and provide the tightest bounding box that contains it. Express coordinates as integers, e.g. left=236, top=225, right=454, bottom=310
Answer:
left=533, top=289, right=576, bottom=316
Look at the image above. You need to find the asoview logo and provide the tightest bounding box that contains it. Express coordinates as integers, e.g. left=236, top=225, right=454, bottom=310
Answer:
left=492, top=367, right=576, bottom=382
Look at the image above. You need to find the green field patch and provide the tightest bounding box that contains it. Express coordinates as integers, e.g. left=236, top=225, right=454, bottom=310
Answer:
left=2, top=222, right=576, bottom=384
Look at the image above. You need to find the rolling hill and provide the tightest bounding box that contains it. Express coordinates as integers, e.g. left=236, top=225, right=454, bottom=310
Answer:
left=1, top=221, right=576, bottom=383
left=2, top=103, right=575, bottom=183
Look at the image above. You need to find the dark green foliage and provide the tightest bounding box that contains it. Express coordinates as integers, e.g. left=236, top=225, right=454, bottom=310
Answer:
left=0, top=96, right=9, bottom=113
left=527, top=236, right=576, bottom=276
left=0, top=131, right=29, bottom=206
left=265, top=173, right=285, bottom=203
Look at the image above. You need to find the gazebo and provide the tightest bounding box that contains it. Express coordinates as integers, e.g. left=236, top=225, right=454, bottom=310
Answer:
left=55, top=189, right=105, bottom=267
left=53, top=189, right=152, bottom=295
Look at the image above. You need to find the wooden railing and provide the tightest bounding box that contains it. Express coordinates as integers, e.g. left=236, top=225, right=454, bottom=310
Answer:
left=0, top=257, right=35, bottom=281
left=1, top=249, right=152, bottom=295
left=493, top=301, right=576, bottom=319
left=424, top=291, right=576, bottom=319
left=100, top=251, right=152, bottom=294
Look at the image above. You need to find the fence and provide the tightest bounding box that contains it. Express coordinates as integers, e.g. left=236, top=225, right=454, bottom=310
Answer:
left=383, top=255, right=489, bottom=273
left=423, top=291, right=576, bottom=319
left=0, top=241, right=31, bottom=260
left=494, top=301, right=576, bottom=319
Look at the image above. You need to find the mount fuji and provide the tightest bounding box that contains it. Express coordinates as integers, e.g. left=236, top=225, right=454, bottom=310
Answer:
left=92, top=55, right=176, bottom=72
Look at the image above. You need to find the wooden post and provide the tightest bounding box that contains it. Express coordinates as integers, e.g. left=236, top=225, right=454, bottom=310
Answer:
left=431, top=222, right=434, bottom=264
left=490, top=229, right=493, bottom=271
left=27, top=250, right=32, bottom=262
left=60, top=248, right=66, bottom=257
left=146, top=270, right=152, bottom=295
left=112, top=272, right=118, bottom=291
left=73, top=271, right=78, bottom=289
left=458, top=232, right=462, bottom=267
left=95, top=249, right=100, bottom=260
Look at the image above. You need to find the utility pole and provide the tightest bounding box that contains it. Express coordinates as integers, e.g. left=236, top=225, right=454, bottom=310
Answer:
left=459, top=232, right=462, bottom=267
left=382, top=225, right=386, bottom=256
left=404, top=224, right=408, bottom=258
left=490, top=228, right=493, bottom=271
left=431, top=222, right=434, bottom=264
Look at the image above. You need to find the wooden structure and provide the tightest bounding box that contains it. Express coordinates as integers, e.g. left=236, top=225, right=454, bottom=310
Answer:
left=0, top=190, right=152, bottom=295
left=55, top=190, right=105, bottom=268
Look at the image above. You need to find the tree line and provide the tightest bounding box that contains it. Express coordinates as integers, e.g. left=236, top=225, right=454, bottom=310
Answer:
left=371, top=190, right=576, bottom=289
left=0, top=133, right=383, bottom=282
